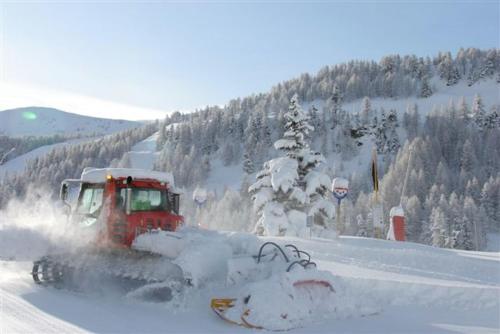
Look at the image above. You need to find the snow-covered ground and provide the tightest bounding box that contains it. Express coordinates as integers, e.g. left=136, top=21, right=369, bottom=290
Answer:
left=486, top=233, right=500, bottom=252
left=1, top=228, right=498, bottom=333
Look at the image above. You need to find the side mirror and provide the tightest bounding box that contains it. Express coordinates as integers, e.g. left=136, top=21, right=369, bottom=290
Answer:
left=59, top=183, right=71, bottom=219
left=60, top=183, right=68, bottom=201
left=172, top=193, right=180, bottom=215
left=125, top=188, right=132, bottom=215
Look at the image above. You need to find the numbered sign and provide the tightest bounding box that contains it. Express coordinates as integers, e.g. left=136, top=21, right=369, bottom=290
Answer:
left=193, top=187, right=208, bottom=207
left=332, top=177, right=349, bottom=204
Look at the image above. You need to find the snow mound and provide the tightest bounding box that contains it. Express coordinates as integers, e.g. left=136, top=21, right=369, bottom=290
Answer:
left=133, top=227, right=261, bottom=286
left=225, top=268, right=338, bottom=331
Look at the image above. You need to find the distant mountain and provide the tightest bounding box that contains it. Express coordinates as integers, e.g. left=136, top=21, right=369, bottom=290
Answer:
left=0, top=107, right=141, bottom=137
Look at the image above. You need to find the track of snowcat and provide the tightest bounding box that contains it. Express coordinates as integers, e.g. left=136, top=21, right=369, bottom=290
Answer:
left=32, top=248, right=185, bottom=302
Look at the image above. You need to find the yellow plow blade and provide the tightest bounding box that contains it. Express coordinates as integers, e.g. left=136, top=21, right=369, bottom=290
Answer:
left=210, top=298, right=236, bottom=311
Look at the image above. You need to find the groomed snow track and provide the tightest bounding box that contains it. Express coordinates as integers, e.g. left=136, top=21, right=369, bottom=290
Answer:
left=0, top=234, right=499, bottom=333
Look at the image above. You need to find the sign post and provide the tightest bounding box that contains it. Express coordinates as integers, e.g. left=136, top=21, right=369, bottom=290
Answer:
left=306, top=215, right=313, bottom=239
left=332, top=177, right=349, bottom=237
left=192, top=187, right=208, bottom=228
left=371, top=148, right=384, bottom=238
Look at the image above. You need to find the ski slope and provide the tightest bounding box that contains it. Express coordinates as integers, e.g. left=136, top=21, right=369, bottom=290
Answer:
left=0, top=138, right=93, bottom=180
left=127, top=132, right=159, bottom=170
left=0, top=231, right=498, bottom=333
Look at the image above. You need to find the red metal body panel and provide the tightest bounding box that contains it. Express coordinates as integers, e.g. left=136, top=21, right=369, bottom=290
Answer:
left=392, top=215, right=406, bottom=241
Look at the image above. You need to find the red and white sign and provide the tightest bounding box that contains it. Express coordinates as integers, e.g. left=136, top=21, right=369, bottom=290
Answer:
left=332, top=177, right=349, bottom=200
left=387, top=206, right=405, bottom=241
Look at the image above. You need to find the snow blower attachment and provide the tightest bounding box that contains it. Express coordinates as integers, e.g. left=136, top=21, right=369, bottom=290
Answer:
left=31, top=168, right=186, bottom=302
left=211, top=242, right=336, bottom=331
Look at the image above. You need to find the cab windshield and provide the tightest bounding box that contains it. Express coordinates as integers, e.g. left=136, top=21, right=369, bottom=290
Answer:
left=77, top=186, right=104, bottom=215
left=118, top=188, right=166, bottom=212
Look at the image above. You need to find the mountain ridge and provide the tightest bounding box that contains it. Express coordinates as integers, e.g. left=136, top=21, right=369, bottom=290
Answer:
left=0, top=106, right=141, bottom=137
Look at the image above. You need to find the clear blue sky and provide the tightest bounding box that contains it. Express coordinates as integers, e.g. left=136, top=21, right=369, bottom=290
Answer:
left=2, top=1, right=499, bottom=114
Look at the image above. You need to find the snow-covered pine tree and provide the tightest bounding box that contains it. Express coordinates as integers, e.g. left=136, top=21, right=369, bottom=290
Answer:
left=356, top=214, right=367, bottom=237
left=460, top=139, right=477, bottom=181
left=221, top=142, right=234, bottom=166
left=430, top=206, right=449, bottom=248
left=308, top=105, right=320, bottom=134
left=240, top=151, right=255, bottom=200
left=374, top=108, right=388, bottom=153
left=480, top=177, right=498, bottom=230
left=460, top=197, right=480, bottom=250
left=250, top=94, right=334, bottom=236
left=405, top=195, right=423, bottom=242
left=472, top=94, right=487, bottom=129
left=420, top=75, right=433, bottom=98
left=282, top=98, right=335, bottom=230
left=361, top=96, right=372, bottom=126
left=243, top=152, right=255, bottom=175
left=485, top=105, right=499, bottom=129
left=438, top=53, right=461, bottom=86
left=385, top=110, right=401, bottom=154
left=330, top=84, right=343, bottom=129
left=157, top=118, right=168, bottom=149
left=458, top=97, right=470, bottom=121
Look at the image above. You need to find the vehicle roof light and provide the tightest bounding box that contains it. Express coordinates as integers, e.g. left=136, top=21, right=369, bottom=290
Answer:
left=106, top=175, right=113, bottom=180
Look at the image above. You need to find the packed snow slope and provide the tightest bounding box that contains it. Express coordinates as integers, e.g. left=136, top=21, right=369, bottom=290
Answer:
left=0, top=230, right=498, bottom=333
left=0, top=138, right=93, bottom=180
left=127, top=132, right=159, bottom=170
left=0, top=107, right=140, bottom=137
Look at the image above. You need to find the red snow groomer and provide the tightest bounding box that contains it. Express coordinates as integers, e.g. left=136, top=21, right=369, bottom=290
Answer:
left=32, top=168, right=185, bottom=301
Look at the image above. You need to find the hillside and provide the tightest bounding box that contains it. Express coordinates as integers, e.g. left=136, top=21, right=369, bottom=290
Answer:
left=0, top=138, right=90, bottom=180
left=196, top=78, right=500, bottom=194
left=0, top=107, right=141, bottom=137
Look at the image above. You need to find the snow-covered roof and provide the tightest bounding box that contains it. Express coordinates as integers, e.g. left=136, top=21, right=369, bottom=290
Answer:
left=332, top=177, right=349, bottom=191
left=390, top=206, right=405, bottom=218
left=81, top=167, right=175, bottom=186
